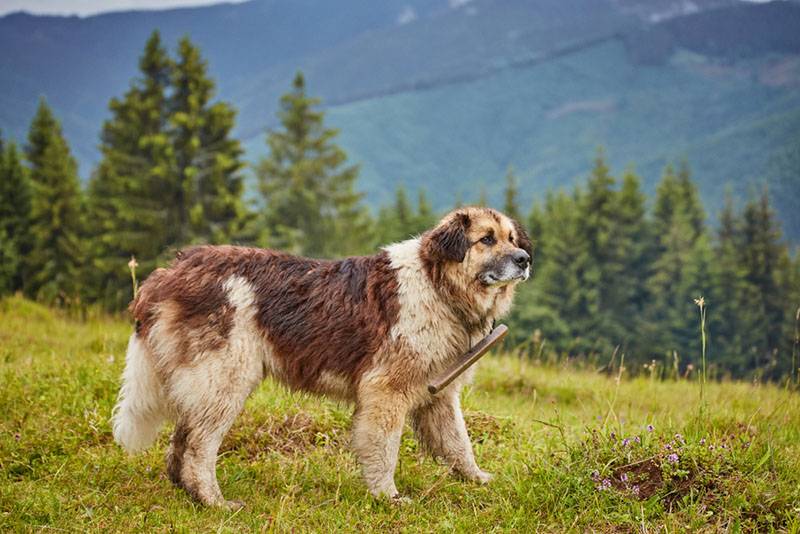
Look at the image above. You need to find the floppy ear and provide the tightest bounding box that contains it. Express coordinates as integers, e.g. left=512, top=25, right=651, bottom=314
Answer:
left=426, top=212, right=471, bottom=263
left=512, top=219, right=533, bottom=257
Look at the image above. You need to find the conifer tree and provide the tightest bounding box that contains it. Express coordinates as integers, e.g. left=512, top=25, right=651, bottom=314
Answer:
left=415, top=189, right=436, bottom=233
left=645, top=163, right=712, bottom=363
left=257, top=72, right=367, bottom=257
left=738, top=189, right=789, bottom=375
left=24, top=99, right=84, bottom=303
left=0, top=138, right=32, bottom=294
left=503, top=166, right=521, bottom=221
left=170, top=36, right=245, bottom=246
left=87, top=31, right=173, bottom=304
left=708, top=193, right=757, bottom=376
left=614, top=168, right=651, bottom=354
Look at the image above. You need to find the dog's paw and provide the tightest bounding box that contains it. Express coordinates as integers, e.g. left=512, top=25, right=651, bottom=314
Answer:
left=472, top=470, right=494, bottom=484
left=390, top=493, right=412, bottom=505
left=223, top=499, right=245, bottom=511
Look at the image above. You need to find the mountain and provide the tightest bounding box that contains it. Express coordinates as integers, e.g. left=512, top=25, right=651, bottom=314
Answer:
left=1, top=0, right=799, bottom=239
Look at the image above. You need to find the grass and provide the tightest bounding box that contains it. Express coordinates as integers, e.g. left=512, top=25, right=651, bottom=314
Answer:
left=2, top=295, right=800, bottom=532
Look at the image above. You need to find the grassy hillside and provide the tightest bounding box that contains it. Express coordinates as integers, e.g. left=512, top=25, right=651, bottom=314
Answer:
left=2, top=296, right=799, bottom=531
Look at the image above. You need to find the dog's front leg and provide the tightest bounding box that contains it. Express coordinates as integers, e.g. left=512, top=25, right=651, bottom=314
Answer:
left=351, top=389, right=409, bottom=500
left=411, top=388, right=492, bottom=483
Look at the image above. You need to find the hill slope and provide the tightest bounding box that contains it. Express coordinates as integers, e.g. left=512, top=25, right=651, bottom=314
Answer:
left=0, top=0, right=799, bottom=237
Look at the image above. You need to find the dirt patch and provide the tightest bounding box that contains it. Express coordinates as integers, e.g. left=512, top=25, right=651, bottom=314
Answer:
left=220, top=412, right=343, bottom=459
left=464, top=411, right=515, bottom=444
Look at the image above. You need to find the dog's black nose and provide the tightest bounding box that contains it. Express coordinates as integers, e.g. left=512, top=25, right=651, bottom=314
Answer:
left=511, top=249, right=530, bottom=267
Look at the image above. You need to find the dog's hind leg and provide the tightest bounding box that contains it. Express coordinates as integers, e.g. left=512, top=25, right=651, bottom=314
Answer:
left=411, top=388, right=492, bottom=484
left=352, top=388, right=411, bottom=500
left=166, top=349, right=262, bottom=509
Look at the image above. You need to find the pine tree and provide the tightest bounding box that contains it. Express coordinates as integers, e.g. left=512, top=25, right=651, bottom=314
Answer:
left=25, top=99, right=84, bottom=303
left=170, top=36, right=245, bottom=246
left=87, top=31, right=173, bottom=305
left=414, top=189, right=436, bottom=233
left=257, top=72, right=367, bottom=257
left=708, top=193, right=756, bottom=376
left=0, top=139, right=33, bottom=294
left=738, top=189, right=789, bottom=376
left=503, top=166, right=521, bottom=221
left=645, top=163, right=712, bottom=365
left=614, top=168, right=651, bottom=356
left=572, top=150, right=626, bottom=352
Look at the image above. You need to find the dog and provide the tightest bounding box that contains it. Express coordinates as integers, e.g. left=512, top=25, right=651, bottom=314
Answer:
left=112, top=206, right=532, bottom=508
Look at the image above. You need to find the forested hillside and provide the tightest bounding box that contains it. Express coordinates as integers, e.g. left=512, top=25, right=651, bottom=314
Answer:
left=1, top=0, right=799, bottom=238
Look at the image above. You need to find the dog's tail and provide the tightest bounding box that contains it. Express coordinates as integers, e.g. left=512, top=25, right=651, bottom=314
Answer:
left=111, top=333, right=168, bottom=453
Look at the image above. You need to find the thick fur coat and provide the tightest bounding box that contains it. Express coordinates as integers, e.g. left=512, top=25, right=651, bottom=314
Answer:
left=112, top=206, right=532, bottom=507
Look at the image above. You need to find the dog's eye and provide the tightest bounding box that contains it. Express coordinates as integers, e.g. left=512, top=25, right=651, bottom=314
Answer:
left=509, top=235, right=515, bottom=244
left=480, top=235, right=496, bottom=246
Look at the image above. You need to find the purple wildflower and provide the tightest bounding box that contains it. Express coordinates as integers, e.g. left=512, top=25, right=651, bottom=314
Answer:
left=699, top=438, right=706, bottom=445
left=632, top=485, right=640, bottom=496
left=597, top=478, right=612, bottom=491
left=620, top=473, right=629, bottom=483
left=610, top=432, right=617, bottom=440
left=667, top=453, right=679, bottom=464
left=634, top=436, right=641, bottom=444
left=622, top=438, right=631, bottom=447
left=647, top=424, right=654, bottom=432
left=664, top=443, right=672, bottom=450
left=591, top=470, right=600, bottom=481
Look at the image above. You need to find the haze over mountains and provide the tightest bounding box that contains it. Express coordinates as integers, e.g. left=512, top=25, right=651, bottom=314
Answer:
left=1, top=0, right=799, bottom=238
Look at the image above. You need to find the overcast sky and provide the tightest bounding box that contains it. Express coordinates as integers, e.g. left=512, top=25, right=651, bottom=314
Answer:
left=0, top=0, right=248, bottom=17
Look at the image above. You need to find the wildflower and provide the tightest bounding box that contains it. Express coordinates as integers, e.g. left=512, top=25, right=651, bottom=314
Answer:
left=694, top=296, right=705, bottom=309
left=667, top=453, right=679, bottom=464
left=634, top=436, right=641, bottom=444
left=674, top=433, right=685, bottom=444
left=620, top=473, right=629, bottom=483
left=597, top=478, right=612, bottom=491
left=14, top=432, right=20, bottom=441
left=632, top=485, right=640, bottom=496
left=622, top=438, right=631, bottom=447
left=591, top=470, right=600, bottom=481
left=664, top=443, right=672, bottom=450
left=699, top=438, right=706, bottom=445
left=647, top=424, right=654, bottom=432
left=128, top=256, right=139, bottom=271
left=610, top=432, right=617, bottom=440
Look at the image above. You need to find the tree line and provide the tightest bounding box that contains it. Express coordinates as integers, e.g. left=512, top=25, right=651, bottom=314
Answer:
left=1, top=31, right=798, bottom=379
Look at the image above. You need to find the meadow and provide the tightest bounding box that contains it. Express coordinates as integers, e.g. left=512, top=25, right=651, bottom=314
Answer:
left=1, top=295, right=799, bottom=532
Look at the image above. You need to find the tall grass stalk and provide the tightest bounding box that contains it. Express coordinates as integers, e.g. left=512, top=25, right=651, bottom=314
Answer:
left=794, top=307, right=799, bottom=389
left=695, top=296, right=707, bottom=412
left=128, top=256, right=139, bottom=299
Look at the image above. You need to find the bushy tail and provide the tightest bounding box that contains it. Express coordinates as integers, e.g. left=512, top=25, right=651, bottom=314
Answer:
left=111, top=334, right=168, bottom=453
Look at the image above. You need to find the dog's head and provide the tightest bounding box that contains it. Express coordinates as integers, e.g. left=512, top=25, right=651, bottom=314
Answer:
left=420, top=207, right=532, bottom=308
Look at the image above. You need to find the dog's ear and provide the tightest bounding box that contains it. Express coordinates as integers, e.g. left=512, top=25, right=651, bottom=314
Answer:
left=426, top=212, right=471, bottom=263
left=512, top=218, right=533, bottom=257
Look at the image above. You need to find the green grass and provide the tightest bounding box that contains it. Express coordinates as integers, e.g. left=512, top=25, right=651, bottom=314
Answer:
left=2, top=295, right=799, bottom=532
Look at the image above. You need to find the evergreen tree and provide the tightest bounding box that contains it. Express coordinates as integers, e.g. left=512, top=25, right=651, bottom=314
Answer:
left=87, top=31, right=173, bottom=305
left=257, top=72, right=367, bottom=257
left=645, top=163, right=712, bottom=364
left=24, top=99, right=84, bottom=303
left=0, top=139, right=32, bottom=294
left=738, top=189, right=789, bottom=376
left=708, top=193, right=757, bottom=376
left=503, top=166, right=521, bottom=221
left=614, top=168, right=651, bottom=355
left=414, top=189, right=436, bottom=233
left=170, top=36, right=245, bottom=245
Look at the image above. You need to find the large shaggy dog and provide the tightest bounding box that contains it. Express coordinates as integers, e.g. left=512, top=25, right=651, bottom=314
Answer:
left=112, top=206, right=532, bottom=508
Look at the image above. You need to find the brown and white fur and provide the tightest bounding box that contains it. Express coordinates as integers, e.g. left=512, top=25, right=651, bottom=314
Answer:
left=112, top=206, right=532, bottom=508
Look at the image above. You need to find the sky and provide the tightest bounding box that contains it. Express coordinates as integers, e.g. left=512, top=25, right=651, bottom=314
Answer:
left=0, top=0, right=247, bottom=16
